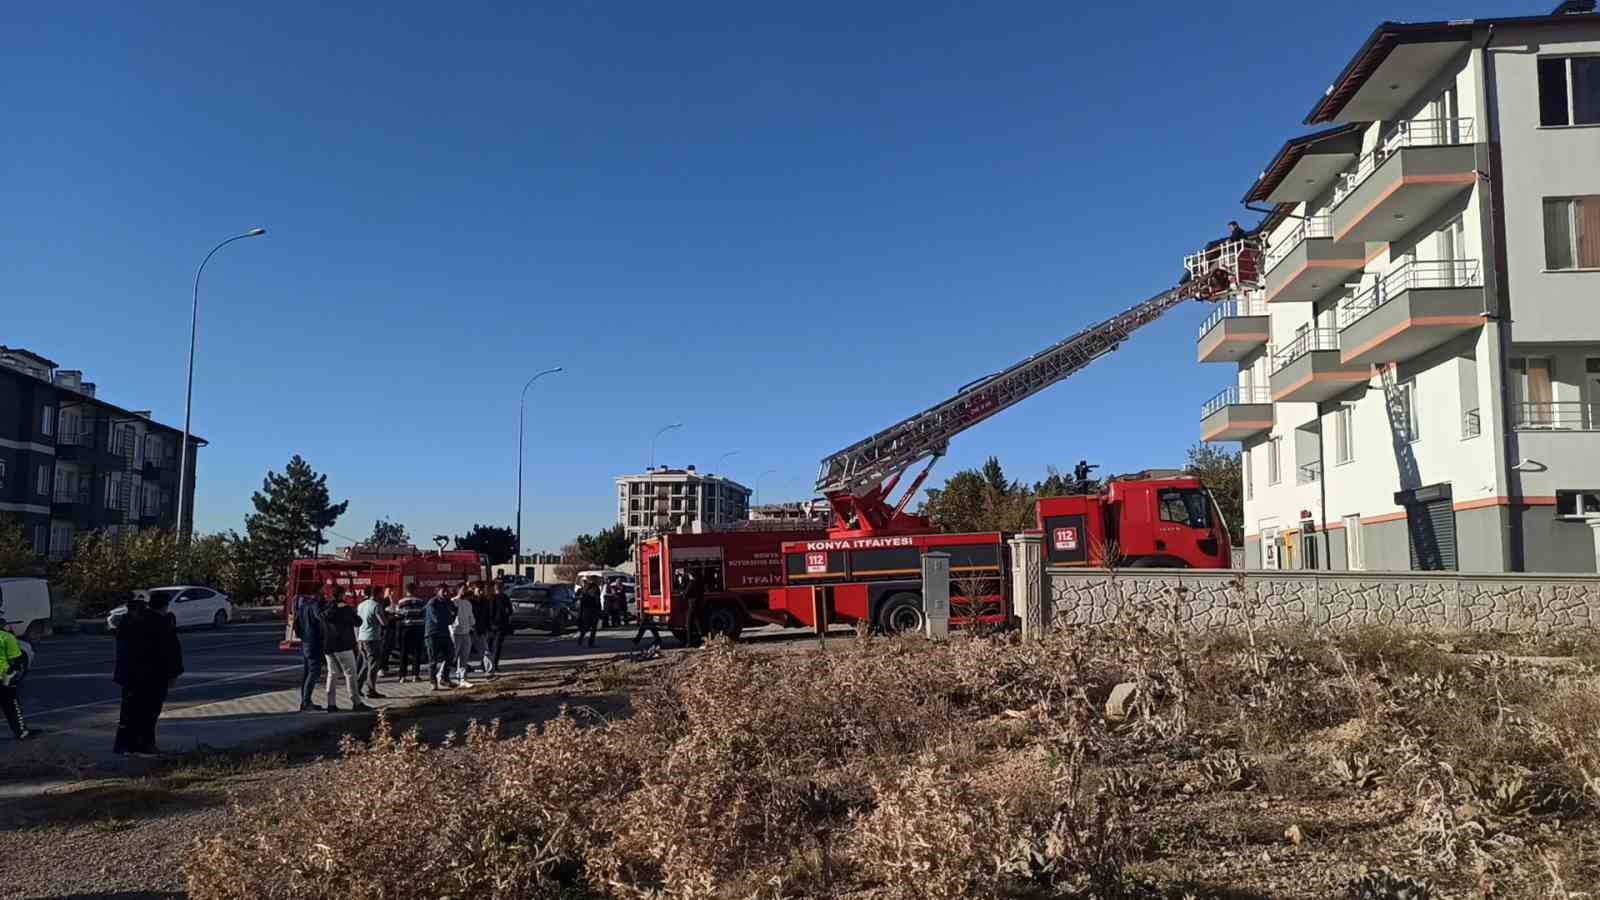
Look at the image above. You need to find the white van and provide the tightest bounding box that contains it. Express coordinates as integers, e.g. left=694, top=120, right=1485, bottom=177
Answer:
left=0, top=577, right=52, bottom=642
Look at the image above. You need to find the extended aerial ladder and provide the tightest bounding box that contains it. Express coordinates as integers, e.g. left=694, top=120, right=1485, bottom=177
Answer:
left=815, top=238, right=1263, bottom=536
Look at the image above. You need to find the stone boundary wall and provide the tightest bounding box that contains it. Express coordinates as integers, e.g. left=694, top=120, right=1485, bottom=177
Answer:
left=1043, top=568, right=1600, bottom=632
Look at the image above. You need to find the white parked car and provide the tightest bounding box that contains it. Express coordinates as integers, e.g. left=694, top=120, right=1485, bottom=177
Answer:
left=108, top=586, right=234, bottom=631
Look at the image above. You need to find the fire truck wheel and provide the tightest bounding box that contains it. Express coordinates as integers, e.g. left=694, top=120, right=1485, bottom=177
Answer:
left=703, top=604, right=743, bottom=641
left=878, top=594, right=926, bottom=634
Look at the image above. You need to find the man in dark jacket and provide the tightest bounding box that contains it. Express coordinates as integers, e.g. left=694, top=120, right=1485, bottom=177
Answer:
left=423, top=586, right=457, bottom=690
left=112, top=593, right=184, bottom=755
left=487, top=583, right=513, bottom=674
left=575, top=577, right=603, bottom=648
left=318, top=589, right=368, bottom=712
left=680, top=570, right=706, bottom=647
left=293, top=591, right=325, bottom=711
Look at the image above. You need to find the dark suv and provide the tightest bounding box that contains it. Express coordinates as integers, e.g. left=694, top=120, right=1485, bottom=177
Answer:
left=507, top=582, right=578, bottom=634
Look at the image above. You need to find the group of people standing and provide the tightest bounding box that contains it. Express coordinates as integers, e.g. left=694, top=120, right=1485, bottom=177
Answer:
left=292, top=580, right=513, bottom=708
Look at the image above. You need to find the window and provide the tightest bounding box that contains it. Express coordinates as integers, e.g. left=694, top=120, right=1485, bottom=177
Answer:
left=105, top=473, right=121, bottom=509
left=1538, top=56, right=1600, bottom=127
left=1243, top=449, right=1252, bottom=501
left=41, top=406, right=55, bottom=437
left=1510, top=358, right=1555, bottom=427
left=1334, top=404, right=1355, bottom=465
left=1157, top=489, right=1213, bottom=529
left=33, top=525, right=48, bottom=555
left=1266, top=437, right=1282, bottom=485
left=1396, top=380, right=1421, bottom=442
left=1343, top=515, right=1364, bottom=571
left=1261, top=525, right=1281, bottom=570
left=50, top=521, right=73, bottom=558
left=1543, top=197, right=1600, bottom=270
left=0, top=460, right=6, bottom=488
left=1556, top=489, right=1600, bottom=519
left=36, top=465, right=50, bottom=496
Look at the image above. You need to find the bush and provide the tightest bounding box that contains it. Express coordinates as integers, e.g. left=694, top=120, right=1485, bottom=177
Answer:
left=187, top=634, right=1135, bottom=900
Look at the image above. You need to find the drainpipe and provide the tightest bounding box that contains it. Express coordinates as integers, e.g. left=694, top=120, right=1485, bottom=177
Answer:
left=1316, top=403, right=1330, bottom=569
left=1474, top=23, right=1525, bottom=571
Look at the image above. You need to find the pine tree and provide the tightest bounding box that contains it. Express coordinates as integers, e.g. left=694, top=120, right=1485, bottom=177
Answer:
left=243, top=455, right=348, bottom=591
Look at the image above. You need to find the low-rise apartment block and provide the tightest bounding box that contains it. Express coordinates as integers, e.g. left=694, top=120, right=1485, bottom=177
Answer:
left=1199, top=3, right=1600, bottom=573
left=1, top=346, right=202, bottom=559
left=615, top=466, right=751, bottom=539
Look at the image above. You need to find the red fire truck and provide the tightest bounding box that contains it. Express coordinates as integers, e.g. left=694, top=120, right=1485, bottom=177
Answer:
left=634, top=239, right=1256, bottom=641
left=277, top=549, right=490, bottom=650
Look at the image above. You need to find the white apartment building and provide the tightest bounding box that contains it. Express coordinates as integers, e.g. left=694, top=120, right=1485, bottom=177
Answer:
left=1199, top=3, right=1600, bottom=573
left=615, top=466, right=752, bottom=539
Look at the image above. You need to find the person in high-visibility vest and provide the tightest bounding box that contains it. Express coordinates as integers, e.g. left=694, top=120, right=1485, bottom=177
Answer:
left=0, top=621, right=29, bottom=740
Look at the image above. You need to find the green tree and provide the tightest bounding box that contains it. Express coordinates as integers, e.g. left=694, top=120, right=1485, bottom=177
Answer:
left=244, top=455, right=348, bottom=595
left=574, top=523, right=630, bottom=567
left=455, top=524, right=516, bottom=565
left=0, top=516, right=41, bottom=576
left=58, top=529, right=180, bottom=615
left=921, top=464, right=1034, bottom=534
left=1187, top=442, right=1243, bottom=544
left=366, top=518, right=411, bottom=548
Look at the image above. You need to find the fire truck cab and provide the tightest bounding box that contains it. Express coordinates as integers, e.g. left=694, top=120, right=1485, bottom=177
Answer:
left=1036, top=477, right=1230, bottom=569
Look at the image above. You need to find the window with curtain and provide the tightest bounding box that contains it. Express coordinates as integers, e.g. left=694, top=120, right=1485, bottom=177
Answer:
left=1511, top=358, right=1555, bottom=427
left=1545, top=197, right=1600, bottom=270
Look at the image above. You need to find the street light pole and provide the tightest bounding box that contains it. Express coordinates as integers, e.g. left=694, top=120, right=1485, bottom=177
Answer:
left=713, top=451, right=738, bottom=525
left=175, top=228, right=265, bottom=574
left=515, top=367, right=563, bottom=578
left=756, top=467, right=778, bottom=508
left=648, top=423, right=684, bottom=533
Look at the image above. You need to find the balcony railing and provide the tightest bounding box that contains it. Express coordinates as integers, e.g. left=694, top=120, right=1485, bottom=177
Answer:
left=1264, top=215, right=1334, bottom=271
left=1332, top=117, right=1476, bottom=207
left=53, top=486, right=90, bottom=504
left=1196, top=294, right=1268, bottom=338
left=1271, top=328, right=1341, bottom=373
left=1296, top=459, right=1323, bottom=485
left=1512, top=402, right=1600, bottom=431
left=57, top=429, right=93, bottom=447
left=1462, top=408, right=1481, bottom=439
left=1337, top=259, right=1483, bottom=328
left=1200, top=385, right=1272, bottom=418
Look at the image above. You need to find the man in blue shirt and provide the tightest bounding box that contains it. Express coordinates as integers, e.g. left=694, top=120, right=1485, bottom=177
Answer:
left=354, top=588, right=390, bottom=699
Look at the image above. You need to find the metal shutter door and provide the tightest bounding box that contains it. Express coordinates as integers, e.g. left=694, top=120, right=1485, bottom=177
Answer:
left=1406, top=500, right=1457, bottom=571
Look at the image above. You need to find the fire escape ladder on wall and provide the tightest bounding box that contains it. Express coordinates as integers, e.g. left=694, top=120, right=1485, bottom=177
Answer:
left=1378, top=363, right=1445, bottom=568
left=115, top=425, right=138, bottom=527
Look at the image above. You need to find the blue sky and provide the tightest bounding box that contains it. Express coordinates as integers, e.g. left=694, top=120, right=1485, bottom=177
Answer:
left=2, top=1, right=1510, bottom=552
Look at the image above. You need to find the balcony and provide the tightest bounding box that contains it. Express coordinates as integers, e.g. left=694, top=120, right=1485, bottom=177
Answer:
left=1329, top=118, right=1477, bottom=243
left=1199, top=386, right=1274, bottom=442
left=1263, top=215, right=1369, bottom=304
left=1296, top=459, right=1323, bottom=485
left=1269, top=329, right=1370, bottom=403
left=1338, top=259, right=1484, bottom=366
left=1512, top=402, right=1600, bottom=432
left=1196, top=295, right=1269, bottom=363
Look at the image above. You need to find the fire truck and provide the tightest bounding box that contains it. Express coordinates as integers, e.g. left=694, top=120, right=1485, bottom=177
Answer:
left=637, top=237, right=1258, bottom=640
left=277, top=549, right=490, bottom=650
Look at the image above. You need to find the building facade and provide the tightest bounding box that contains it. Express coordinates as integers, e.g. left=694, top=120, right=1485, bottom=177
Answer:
left=615, top=466, right=752, bottom=539
left=0, top=346, right=201, bottom=559
left=1199, top=5, right=1600, bottom=573
left=748, top=499, right=832, bottom=527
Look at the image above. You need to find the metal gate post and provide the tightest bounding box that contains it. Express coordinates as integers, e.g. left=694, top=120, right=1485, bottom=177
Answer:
left=1008, top=533, right=1044, bottom=639
left=921, top=551, right=950, bottom=640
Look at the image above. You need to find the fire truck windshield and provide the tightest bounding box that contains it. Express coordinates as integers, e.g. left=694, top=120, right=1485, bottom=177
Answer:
left=1157, top=489, right=1212, bottom=530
